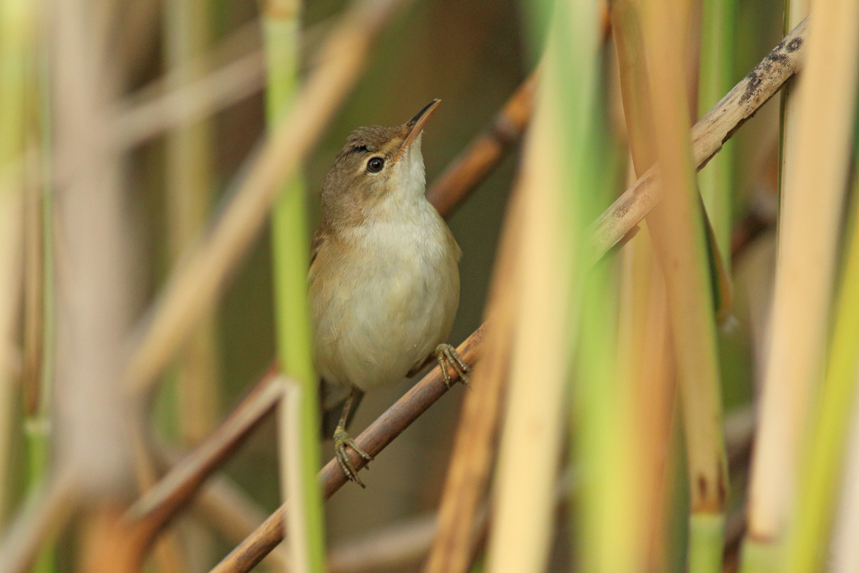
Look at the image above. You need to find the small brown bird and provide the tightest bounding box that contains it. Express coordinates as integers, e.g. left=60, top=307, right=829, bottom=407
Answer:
left=310, top=100, right=469, bottom=486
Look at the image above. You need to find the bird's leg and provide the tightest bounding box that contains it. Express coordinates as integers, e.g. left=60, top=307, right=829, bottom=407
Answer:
left=334, top=388, right=374, bottom=488
left=435, top=343, right=471, bottom=387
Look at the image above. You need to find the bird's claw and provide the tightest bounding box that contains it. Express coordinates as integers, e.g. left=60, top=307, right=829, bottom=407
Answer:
left=435, top=343, right=470, bottom=387
left=334, top=429, right=374, bottom=488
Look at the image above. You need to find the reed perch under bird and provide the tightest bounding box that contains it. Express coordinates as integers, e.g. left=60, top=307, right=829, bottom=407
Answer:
left=310, top=100, right=470, bottom=487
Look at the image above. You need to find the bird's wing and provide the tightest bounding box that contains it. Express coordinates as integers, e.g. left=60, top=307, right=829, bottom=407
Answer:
left=310, top=227, right=327, bottom=270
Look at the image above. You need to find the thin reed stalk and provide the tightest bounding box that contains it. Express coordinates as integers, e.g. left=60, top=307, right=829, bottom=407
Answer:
left=640, top=0, right=730, bottom=568
left=785, top=126, right=859, bottom=572
left=0, top=0, right=30, bottom=525
left=424, top=166, right=524, bottom=573
left=163, top=0, right=221, bottom=446
left=697, top=0, right=735, bottom=258
left=25, top=34, right=55, bottom=573
left=486, top=0, right=603, bottom=570
left=741, top=0, right=859, bottom=568
left=616, top=217, right=676, bottom=570
left=263, top=0, right=326, bottom=569
left=608, top=9, right=677, bottom=565
left=612, top=0, right=729, bottom=567
left=777, top=0, right=809, bottom=216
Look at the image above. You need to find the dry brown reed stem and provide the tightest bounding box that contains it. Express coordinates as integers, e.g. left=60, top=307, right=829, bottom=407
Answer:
left=589, top=17, right=809, bottom=263
left=778, top=0, right=810, bottom=219
left=609, top=4, right=674, bottom=564
left=114, top=15, right=343, bottom=151
left=21, top=172, right=43, bottom=415
left=329, top=406, right=754, bottom=573
left=122, top=0, right=410, bottom=402
left=425, top=73, right=536, bottom=218
left=149, top=441, right=290, bottom=571
left=0, top=172, right=25, bottom=527
left=642, top=0, right=728, bottom=519
left=192, top=474, right=291, bottom=571
left=211, top=329, right=483, bottom=573
left=127, top=367, right=281, bottom=531
left=484, top=27, right=583, bottom=568
left=746, top=0, right=859, bottom=545
left=617, top=230, right=676, bottom=569
left=111, top=49, right=265, bottom=150
left=424, top=174, right=524, bottom=573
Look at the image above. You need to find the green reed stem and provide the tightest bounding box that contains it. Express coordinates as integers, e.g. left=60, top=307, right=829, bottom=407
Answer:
left=264, top=1, right=326, bottom=571
left=698, top=0, right=735, bottom=261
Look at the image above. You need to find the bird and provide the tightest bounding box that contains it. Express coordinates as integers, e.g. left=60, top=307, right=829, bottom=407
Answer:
left=309, top=100, right=469, bottom=487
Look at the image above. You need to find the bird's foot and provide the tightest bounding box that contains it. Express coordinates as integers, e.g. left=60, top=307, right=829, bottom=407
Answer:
left=435, top=343, right=470, bottom=387
left=334, top=427, right=374, bottom=488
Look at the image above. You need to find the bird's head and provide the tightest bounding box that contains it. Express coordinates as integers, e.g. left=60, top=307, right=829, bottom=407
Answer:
left=321, top=100, right=440, bottom=226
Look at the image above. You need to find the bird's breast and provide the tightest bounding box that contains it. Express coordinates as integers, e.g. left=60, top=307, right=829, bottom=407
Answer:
left=311, top=204, right=460, bottom=392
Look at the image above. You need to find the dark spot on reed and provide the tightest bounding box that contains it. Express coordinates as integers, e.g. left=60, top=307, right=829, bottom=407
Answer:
left=697, top=474, right=708, bottom=499
left=741, top=71, right=762, bottom=103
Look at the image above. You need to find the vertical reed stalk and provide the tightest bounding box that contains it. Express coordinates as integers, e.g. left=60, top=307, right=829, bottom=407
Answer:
left=640, top=0, right=730, bottom=568
left=423, top=178, right=524, bottom=573
left=163, top=0, right=221, bottom=446
left=786, top=128, right=859, bottom=572
left=609, top=4, right=678, bottom=560
left=576, top=176, right=641, bottom=573
left=486, top=0, right=602, bottom=570
left=263, top=0, right=326, bottom=570
left=697, top=0, right=735, bottom=257
left=26, top=38, right=56, bottom=573
left=616, top=220, right=676, bottom=571
left=742, top=0, right=859, bottom=568
left=777, top=0, right=809, bottom=212
left=612, top=0, right=728, bottom=568
left=0, top=0, right=29, bottom=525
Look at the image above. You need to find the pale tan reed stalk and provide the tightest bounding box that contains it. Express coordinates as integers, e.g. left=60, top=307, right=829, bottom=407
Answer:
left=640, top=0, right=729, bottom=568
left=744, top=0, right=859, bottom=558
left=163, top=0, right=221, bottom=445
left=484, top=0, right=601, bottom=564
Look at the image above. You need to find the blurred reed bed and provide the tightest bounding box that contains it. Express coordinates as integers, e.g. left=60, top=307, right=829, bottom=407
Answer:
left=0, top=0, right=858, bottom=571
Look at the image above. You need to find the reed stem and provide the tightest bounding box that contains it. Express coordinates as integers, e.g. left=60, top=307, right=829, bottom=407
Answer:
left=263, top=0, right=326, bottom=570
left=697, top=0, right=735, bottom=260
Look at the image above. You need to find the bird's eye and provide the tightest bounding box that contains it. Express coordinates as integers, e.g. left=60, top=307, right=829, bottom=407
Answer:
left=366, top=157, right=385, bottom=173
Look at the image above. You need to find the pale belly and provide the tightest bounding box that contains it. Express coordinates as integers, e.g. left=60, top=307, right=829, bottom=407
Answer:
left=311, top=220, right=460, bottom=393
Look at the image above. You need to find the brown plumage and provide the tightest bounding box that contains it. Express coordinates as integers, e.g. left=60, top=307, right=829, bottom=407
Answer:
left=309, top=101, right=469, bottom=486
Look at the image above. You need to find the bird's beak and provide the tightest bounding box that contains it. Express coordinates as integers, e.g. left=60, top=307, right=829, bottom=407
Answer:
left=395, top=99, right=440, bottom=162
